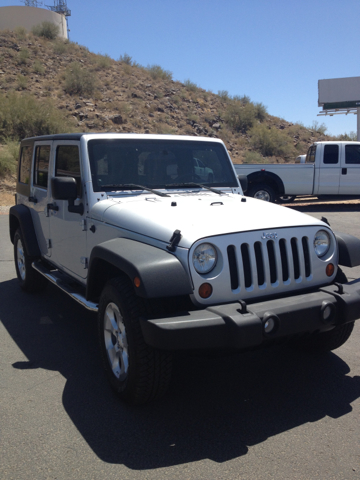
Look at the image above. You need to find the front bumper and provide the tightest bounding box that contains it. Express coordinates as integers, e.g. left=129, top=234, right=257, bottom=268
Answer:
left=140, top=281, right=360, bottom=350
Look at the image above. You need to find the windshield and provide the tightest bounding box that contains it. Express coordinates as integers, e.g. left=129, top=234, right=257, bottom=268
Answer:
left=87, top=139, right=238, bottom=192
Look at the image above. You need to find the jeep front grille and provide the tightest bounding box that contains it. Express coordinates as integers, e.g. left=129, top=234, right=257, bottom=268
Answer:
left=227, top=235, right=312, bottom=291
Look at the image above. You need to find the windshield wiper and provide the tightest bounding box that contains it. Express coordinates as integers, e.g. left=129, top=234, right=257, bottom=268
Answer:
left=101, top=184, right=170, bottom=198
left=165, top=182, right=223, bottom=195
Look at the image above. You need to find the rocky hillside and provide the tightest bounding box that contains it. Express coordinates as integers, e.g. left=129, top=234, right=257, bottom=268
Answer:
left=0, top=27, right=332, bottom=169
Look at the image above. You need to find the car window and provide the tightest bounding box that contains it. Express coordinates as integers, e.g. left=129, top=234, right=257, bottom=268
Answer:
left=345, top=145, right=360, bottom=164
left=323, top=145, right=339, bottom=164
left=34, top=145, right=50, bottom=188
left=19, top=145, right=32, bottom=184
left=55, top=145, right=81, bottom=196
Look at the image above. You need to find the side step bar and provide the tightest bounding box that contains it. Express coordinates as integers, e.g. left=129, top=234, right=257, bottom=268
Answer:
left=32, top=261, right=98, bottom=312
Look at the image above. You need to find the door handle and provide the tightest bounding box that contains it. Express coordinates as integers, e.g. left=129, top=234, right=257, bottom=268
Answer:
left=342, top=168, right=347, bottom=175
left=47, top=203, right=59, bottom=215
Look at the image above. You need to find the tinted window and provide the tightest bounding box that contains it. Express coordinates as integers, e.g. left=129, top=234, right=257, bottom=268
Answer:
left=55, top=145, right=81, bottom=196
left=19, top=145, right=32, bottom=184
left=345, top=145, right=360, bottom=164
left=306, top=145, right=316, bottom=163
left=88, top=139, right=238, bottom=192
left=34, top=145, right=50, bottom=188
left=323, top=145, right=339, bottom=164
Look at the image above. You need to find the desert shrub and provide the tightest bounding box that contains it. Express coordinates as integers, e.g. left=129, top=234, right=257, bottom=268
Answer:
left=0, top=138, right=19, bottom=177
left=17, top=48, right=30, bottom=65
left=0, top=92, right=74, bottom=141
left=64, top=62, right=97, bottom=96
left=184, top=79, right=198, bottom=92
left=119, top=53, right=133, bottom=65
left=311, top=120, right=327, bottom=135
left=14, top=26, right=27, bottom=40
left=146, top=65, right=172, bottom=81
left=243, top=150, right=265, bottom=164
left=218, top=90, right=230, bottom=101
left=53, top=40, right=67, bottom=55
left=337, top=131, right=357, bottom=141
left=224, top=102, right=256, bottom=133
left=249, top=124, right=293, bottom=157
left=93, top=53, right=112, bottom=70
left=16, top=75, right=28, bottom=90
left=32, top=60, right=45, bottom=75
left=32, top=21, right=59, bottom=40
left=254, top=102, right=267, bottom=121
left=232, top=94, right=251, bottom=104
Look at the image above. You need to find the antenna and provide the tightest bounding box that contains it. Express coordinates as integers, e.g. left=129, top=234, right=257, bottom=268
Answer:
left=45, top=1, right=71, bottom=37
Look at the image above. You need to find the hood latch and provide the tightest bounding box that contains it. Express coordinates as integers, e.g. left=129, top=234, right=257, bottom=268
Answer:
left=167, top=229, right=182, bottom=252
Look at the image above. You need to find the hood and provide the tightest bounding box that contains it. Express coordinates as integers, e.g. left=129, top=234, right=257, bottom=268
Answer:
left=90, top=193, right=327, bottom=248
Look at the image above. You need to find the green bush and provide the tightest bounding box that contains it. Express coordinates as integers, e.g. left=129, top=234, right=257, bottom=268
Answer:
left=32, top=60, right=45, bottom=75
left=16, top=75, right=28, bottom=91
left=218, top=90, right=230, bottom=101
left=53, top=40, right=67, bottom=55
left=94, top=53, right=112, bottom=70
left=243, top=151, right=265, bottom=164
left=64, top=62, right=97, bottom=96
left=249, top=124, right=293, bottom=157
left=311, top=120, right=327, bottom=135
left=224, top=102, right=256, bottom=133
left=0, top=138, right=19, bottom=177
left=146, top=64, right=173, bottom=81
left=17, top=48, right=30, bottom=65
left=184, top=79, right=198, bottom=92
left=0, top=92, right=74, bottom=141
left=119, top=53, right=133, bottom=65
left=337, top=131, right=357, bottom=141
left=32, top=21, right=59, bottom=40
left=14, top=26, right=27, bottom=40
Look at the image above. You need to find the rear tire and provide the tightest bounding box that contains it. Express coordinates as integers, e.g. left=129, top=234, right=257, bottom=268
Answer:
left=98, top=276, right=172, bottom=405
left=248, top=183, right=276, bottom=202
left=14, top=228, right=47, bottom=293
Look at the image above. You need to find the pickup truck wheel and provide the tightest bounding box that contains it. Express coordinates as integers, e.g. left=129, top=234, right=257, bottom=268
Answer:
left=248, top=184, right=275, bottom=202
left=98, top=277, right=172, bottom=405
left=14, top=229, right=47, bottom=293
left=295, top=268, right=354, bottom=352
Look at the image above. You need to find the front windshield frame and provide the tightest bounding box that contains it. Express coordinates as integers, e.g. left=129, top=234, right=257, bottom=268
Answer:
left=87, top=138, right=239, bottom=193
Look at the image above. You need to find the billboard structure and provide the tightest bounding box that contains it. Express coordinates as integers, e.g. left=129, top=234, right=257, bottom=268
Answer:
left=318, top=76, right=360, bottom=140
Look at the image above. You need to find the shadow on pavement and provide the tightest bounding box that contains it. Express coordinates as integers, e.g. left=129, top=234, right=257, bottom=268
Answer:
left=285, top=203, right=360, bottom=213
left=1, top=278, right=360, bottom=469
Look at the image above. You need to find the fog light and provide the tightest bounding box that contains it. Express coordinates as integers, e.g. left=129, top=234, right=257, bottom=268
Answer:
left=262, top=312, right=279, bottom=335
left=199, top=283, right=212, bottom=299
left=326, top=263, right=335, bottom=277
left=321, top=301, right=335, bottom=324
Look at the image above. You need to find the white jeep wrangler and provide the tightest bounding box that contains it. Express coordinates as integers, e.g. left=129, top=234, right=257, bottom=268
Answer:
left=9, top=133, right=360, bottom=404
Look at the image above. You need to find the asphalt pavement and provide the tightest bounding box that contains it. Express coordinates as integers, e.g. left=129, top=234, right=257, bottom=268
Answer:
left=1, top=207, right=360, bottom=480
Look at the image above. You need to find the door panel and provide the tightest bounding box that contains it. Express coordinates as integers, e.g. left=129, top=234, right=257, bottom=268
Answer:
left=317, top=144, right=340, bottom=195
left=49, top=141, right=87, bottom=279
left=339, top=144, right=360, bottom=194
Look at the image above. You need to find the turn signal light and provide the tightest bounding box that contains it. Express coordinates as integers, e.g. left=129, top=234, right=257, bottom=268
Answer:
left=199, top=283, right=212, bottom=299
left=326, top=264, right=335, bottom=277
left=134, top=277, right=141, bottom=288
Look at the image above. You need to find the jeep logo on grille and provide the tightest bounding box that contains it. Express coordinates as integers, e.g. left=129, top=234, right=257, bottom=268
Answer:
left=261, top=232, right=278, bottom=240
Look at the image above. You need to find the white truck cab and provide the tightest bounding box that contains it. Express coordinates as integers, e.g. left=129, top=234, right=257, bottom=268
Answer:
left=9, top=134, right=360, bottom=404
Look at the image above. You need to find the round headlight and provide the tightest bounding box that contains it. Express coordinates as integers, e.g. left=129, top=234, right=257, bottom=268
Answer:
left=192, top=243, right=217, bottom=274
left=314, top=230, right=331, bottom=257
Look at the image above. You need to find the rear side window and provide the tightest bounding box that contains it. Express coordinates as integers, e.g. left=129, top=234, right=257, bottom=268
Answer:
left=55, top=145, right=81, bottom=196
left=345, top=145, right=360, bottom=164
left=306, top=145, right=316, bottom=163
left=19, top=145, right=32, bottom=184
left=323, top=145, right=339, bottom=164
left=34, top=145, right=50, bottom=188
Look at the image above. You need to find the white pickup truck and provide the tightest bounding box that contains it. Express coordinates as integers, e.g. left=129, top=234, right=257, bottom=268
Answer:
left=235, top=141, right=360, bottom=202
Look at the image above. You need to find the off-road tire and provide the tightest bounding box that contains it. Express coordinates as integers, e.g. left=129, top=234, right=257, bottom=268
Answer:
left=98, top=276, right=173, bottom=405
left=248, top=183, right=276, bottom=203
left=14, top=228, right=47, bottom=293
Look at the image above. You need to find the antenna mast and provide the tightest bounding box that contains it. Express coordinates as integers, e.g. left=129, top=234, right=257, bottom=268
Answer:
left=45, top=1, right=71, bottom=37
left=22, top=1, right=43, bottom=6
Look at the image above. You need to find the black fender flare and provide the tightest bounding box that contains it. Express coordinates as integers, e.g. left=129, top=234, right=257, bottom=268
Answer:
left=87, top=238, right=193, bottom=300
left=335, top=232, right=360, bottom=267
left=9, top=205, right=41, bottom=257
left=247, top=171, right=285, bottom=196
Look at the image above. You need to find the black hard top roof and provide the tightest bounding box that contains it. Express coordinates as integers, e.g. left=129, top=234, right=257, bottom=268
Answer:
left=21, top=133, right=84, bottom=144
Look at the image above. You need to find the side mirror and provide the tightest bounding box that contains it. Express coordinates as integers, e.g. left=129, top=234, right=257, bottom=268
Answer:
left=51, top=177, right=84, bottom=215
left=237, top=174, right=248, bottom=193
left=51, top=176, right=78, bottom=200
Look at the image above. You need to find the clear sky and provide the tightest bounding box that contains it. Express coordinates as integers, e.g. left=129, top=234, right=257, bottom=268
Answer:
left=1, top=0, right=360, bottom=136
